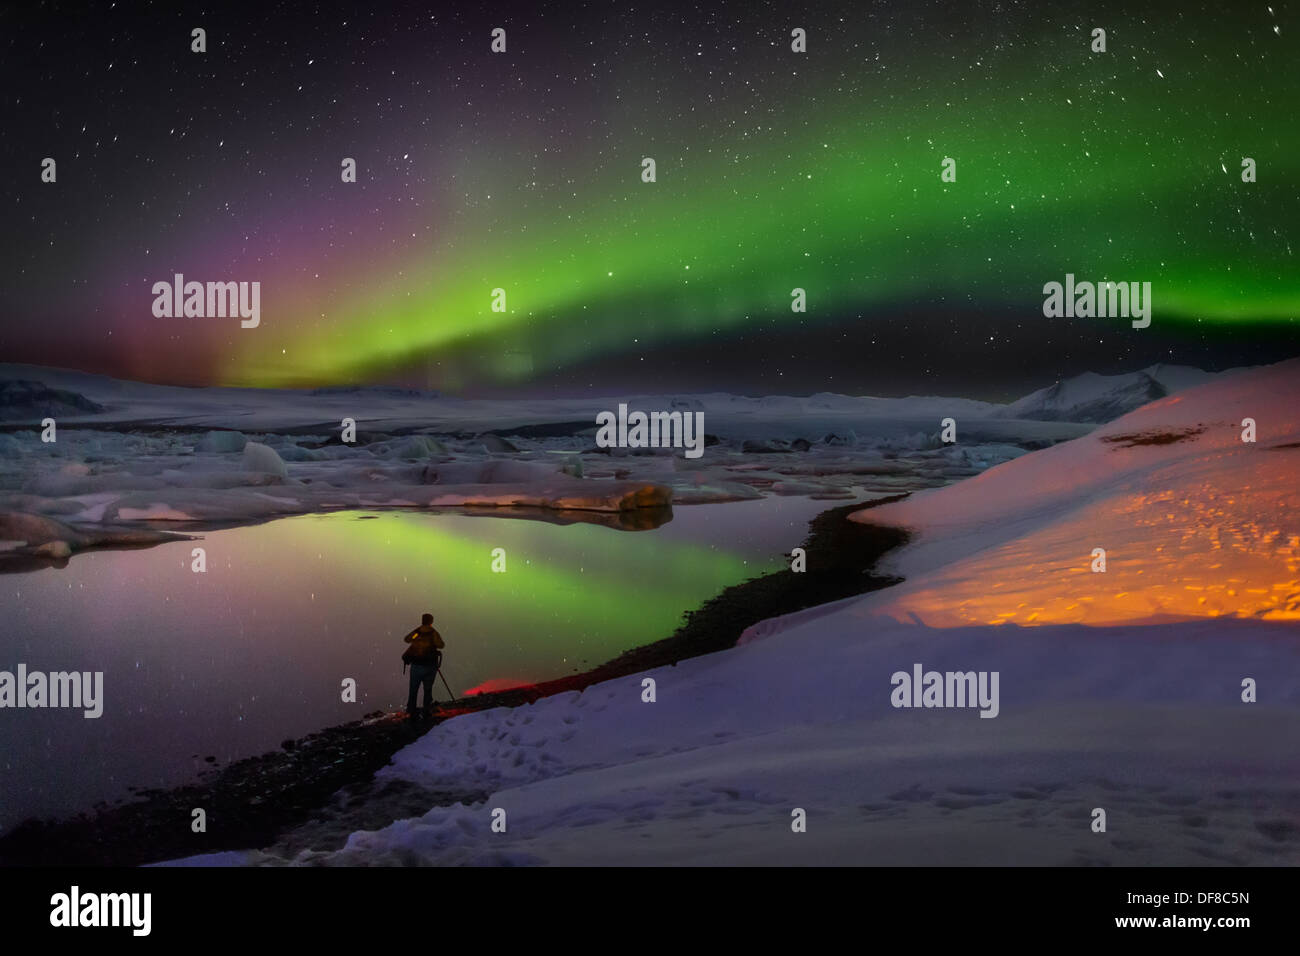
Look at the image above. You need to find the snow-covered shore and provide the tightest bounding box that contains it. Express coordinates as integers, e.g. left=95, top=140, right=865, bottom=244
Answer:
left=856, top=357, right=1300, bottom=625
left=162, top=358, right=1300, bottom=866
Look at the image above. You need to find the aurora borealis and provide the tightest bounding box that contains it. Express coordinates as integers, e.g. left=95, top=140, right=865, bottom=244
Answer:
left=3, top=0, right=1297, bottom=396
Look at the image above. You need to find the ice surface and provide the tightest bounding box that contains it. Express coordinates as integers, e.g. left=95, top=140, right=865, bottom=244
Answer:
left=0, top=363, right=1097, bottom=532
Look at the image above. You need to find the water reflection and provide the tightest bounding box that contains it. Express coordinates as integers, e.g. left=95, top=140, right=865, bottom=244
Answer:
left=0, top=497, right=828, bottom=828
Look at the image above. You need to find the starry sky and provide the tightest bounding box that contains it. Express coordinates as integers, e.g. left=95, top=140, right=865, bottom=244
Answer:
left=2, top=0, right=1297, bottom=399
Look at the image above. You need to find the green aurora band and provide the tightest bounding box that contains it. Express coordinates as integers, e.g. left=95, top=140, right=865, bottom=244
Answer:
left=225, top=22, right=1299, bottom=389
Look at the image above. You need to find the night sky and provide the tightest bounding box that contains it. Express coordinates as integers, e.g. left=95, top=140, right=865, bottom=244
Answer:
left=2, top=0, right=1296, bottom=398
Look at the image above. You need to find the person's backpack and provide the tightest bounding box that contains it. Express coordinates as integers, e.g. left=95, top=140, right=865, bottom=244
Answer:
left=402, top=627, right=442, bottom=667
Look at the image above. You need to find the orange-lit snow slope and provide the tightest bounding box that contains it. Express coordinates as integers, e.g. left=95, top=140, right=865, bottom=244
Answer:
left=854, top=358, right=1300, bottom=627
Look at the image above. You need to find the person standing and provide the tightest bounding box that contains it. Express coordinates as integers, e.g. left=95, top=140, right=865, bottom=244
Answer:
left=402, top=613, right=445, bottom=720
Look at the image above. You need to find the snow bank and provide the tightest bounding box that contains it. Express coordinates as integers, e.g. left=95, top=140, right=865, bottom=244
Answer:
left=854, top=357, right=1300, bottom=626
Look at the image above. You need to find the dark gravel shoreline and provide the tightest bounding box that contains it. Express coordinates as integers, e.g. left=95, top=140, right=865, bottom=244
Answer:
left=0, top=496, right=909, bottom=867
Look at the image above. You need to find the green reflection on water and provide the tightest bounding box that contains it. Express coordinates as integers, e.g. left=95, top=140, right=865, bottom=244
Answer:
left=280, top=509, right=767, bottom=680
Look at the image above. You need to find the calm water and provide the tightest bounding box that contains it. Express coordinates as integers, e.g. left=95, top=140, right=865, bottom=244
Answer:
left=0, top=496, right=839, bottom=829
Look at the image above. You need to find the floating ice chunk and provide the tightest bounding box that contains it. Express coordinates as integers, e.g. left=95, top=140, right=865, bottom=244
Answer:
left=241, top=441, right=288, bottom=477
left=383, top=435, right=448, bottom=459
left=666, top=480, right=763, bottom=503
left=195, top=430, right=248, bottom=453
left=0, top=509, right=189, bottom=558
left=276, top=443, right=327, bottom=462
left=117, top=504, right=197, bottom=521
left=422, top=459, right=560, bottom=485
left=475, top=434, right=519, bottom=453
left=770, top=480, right=828, bottom=496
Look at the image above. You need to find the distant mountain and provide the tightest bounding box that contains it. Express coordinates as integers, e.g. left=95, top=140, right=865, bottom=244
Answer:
left=0, top=361, right=1246, bottom=430
left=994, top=364, right=1231, bottom=423
left=307, top=384, right=440, bottom=399
left=0, top=379, right=105, bottom=421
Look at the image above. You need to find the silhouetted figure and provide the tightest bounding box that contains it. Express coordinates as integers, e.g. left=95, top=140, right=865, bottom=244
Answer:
left=402, top=613, right=445, bottom=720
